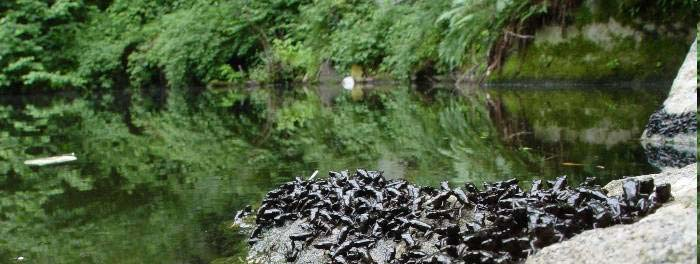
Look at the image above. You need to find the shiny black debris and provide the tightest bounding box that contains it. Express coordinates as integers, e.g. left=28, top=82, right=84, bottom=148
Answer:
left=644, top=109, right=697, bottom=137
left=238, top=170, right=672, bottom=263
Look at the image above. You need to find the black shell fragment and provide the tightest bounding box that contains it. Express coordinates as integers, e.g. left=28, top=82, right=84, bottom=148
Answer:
left=240, top=170, right=671, bottom=263
left=644, top=109, right=697, bottom=138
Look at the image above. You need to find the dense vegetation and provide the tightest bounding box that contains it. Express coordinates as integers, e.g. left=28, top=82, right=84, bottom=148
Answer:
left=0, top=0, right=696, bottom=91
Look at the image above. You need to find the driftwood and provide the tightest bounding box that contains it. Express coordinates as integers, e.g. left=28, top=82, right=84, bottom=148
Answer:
left=24, top=153, right=77, bottom=166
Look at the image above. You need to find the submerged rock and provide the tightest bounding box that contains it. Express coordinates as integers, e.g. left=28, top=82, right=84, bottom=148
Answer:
left=525, top=163, right=697, bottom=264
left=238, top=169, right=673, bottom=263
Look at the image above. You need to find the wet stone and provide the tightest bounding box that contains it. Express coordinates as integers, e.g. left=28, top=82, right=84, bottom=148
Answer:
left=239, top=170, right=672, bottom=263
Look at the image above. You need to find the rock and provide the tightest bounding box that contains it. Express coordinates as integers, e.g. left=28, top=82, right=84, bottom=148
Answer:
left=317, top=60, right=339, bottom=84
left=244, top=169, right=678, bottom=263
left=341, top=76, right=355, bottom=90
left=659, top=39, right=697, bottom=115
left=525, top=163, right=697, bottom=264
left=641, top=39, right=697, bottom=146
left=350, top=65, right=364, bottom=80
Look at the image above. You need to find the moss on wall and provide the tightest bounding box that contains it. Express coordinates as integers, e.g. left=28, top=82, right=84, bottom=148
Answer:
left=489, top=0, right=696, bottom=82
left=491, top=35, right=689, bottom=81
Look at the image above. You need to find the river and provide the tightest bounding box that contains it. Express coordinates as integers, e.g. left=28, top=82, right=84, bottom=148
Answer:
left=0, top=82, right=689, bottom=263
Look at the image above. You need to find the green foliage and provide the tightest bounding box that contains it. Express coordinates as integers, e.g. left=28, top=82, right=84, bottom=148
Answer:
left=214, top=65, right=246, bottom=83
left=275, top=96, right=319, bottom=133
left=438, top=0, right=549, bottom=70
left=380, top=1, right=449, bottom=78
left=615, top=0, right=697, bottom=24
left=0, top=0, right=88, bottom=90
left=0, top=0, right=696, bottom=89
left=128, top=2, right=244, bottom=87
left=270, top=38, right=317, bottom=81
left=326, top=4, right=389, bottom=72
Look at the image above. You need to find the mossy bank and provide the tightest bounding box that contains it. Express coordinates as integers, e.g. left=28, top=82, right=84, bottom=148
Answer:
left=490, top=1, right=696, bottom=81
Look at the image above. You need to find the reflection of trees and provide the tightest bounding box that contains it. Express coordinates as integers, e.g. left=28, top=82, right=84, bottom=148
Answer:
left=0, top=91, right=272, bottom=263
left=483, top=87, right=663, bottom=184
left=485, top=91, right=535, bottom=146
left=431, top=97, right=536, bottom=185
left=1, top=86, right=541, bottom=262
left=0, top=85, right=659, bottom=263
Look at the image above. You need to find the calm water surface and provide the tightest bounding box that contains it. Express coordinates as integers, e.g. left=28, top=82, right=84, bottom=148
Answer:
left=0, top=83, right=677, bottom=263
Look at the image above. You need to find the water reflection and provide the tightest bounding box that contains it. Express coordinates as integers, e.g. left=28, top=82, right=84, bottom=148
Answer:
left=376, top=152, right=407, bottom=180
left=350, top=86, right=364, bottom=101
left=0, top=83, right=671, bottom=263
left=642, top=142, right=697, bottom=169
left=484, top=85, right=672, bottom=180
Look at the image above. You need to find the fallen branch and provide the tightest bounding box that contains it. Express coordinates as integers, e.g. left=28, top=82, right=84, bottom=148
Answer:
left=24, top=153, right=77, bottom=166
left=504, top=30, right=535, bottom=39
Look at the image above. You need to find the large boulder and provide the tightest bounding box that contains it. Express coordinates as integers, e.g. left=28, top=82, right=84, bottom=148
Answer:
left=525, top=163, right=697, bottom=264
left=641, top=39, right=697, bottom=146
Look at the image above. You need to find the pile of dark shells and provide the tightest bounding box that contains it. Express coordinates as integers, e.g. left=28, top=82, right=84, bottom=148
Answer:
left=236, top=170, right=672, bottom=264
left=643, top=143, right=697, bottom=169
left=644, top=109, right=697, bottom=137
